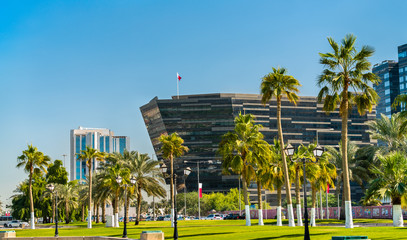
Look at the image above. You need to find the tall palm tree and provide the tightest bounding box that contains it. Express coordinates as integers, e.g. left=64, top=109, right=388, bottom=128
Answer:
left=77, top=146, right=105, bottom=228
left=368, top=152, right=407, bottom=227
left=56, top=181, right=79, bottom=224
left=17, top=144, right=50, bottom=229
left=126, top=151, right=166, bottom=225
left=317, top=34, right=380, bottom=228
left=159, top=133, right=189, bottom=227
left=261, top=67, right=301, bottom=227
left=220, top=113, right=270, bottom=226
left=289, top=146, right=304, bottom=226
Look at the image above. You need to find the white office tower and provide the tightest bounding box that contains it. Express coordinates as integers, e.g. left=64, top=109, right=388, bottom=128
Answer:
left=70, top=126, right=130, bottom=181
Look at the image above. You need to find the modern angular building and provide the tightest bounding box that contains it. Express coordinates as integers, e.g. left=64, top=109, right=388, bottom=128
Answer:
left=70, top=126, right=130, bottom=181
left=373, top=60, right=399, bottom=118
left=140, top=93, right=376, bottom=201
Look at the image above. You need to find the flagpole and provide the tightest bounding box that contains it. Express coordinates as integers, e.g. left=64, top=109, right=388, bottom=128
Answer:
left=177, top=73, right=179, bottom=99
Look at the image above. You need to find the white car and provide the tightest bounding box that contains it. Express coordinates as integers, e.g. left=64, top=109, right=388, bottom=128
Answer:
left=7, top=220, right=29, bottom=228
left=163, top=215, right=171, bottom=221
left=206, top=214, right=222, bottom=220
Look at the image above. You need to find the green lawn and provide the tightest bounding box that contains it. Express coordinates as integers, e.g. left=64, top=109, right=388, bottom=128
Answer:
left=14, top=219, right=407, bottom=240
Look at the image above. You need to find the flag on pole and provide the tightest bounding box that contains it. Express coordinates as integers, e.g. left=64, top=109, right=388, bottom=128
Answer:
left=327, top=184, right=330, bottom=193
left=199, top=183, right=202, bottom=198
left=177, top=72, right=182, bottom=81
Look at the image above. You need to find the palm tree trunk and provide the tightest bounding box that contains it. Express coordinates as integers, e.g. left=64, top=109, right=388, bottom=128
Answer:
left=392, top=197, right=403, bottom=227
left=341, top=89, right=353, bottom=228
left=88, top=160, right=93, bottom=228
left=93, top=202, right=96, bottom=224
left=256, top=180, right=263, bottom=226
left=242, top=171, right=251, bottom=226
left=136, top=187, right=142, bottom=225
left=102, top=200, right=106, bottom=223
left=311, top=186, right=316, bottom=227
left=276, top=187, right=282, bottom=226
left=277, top=96, right=295, bottom=227
left=65, top=200, right=69, bottom=224
left=29, top=169, right=35, bottom=229
left=96, top=202, right=100, bottom=223
left=170, top=154, right=175, bottom=228
left=295, top=169, right=303, bottom=226
left=81, top=204, right=85, bottom=222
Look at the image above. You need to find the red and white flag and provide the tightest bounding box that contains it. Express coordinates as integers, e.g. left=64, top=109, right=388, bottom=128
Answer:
left=177, top=72, right=182, bottom=81
left=199, top=183, right=202, bottom=198
left=327, top=184, right=330, bottom=193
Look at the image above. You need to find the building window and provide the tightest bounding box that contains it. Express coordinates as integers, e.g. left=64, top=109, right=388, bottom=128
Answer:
left=405, top=66, right=407, bottom=72
left=401, top=84, right=405, bottom=90
left=400, top=68, right=405, bottom=73
left=399, top=51, right=407, bottom=58
left=386, top=106, right=391, bottom=112
left=385, top=98, right=391, bottom=104
left=385, top=80, right=390, bottom=87
left=385, top=89, right=390, bottom=95
left=384, top=73, right=389, bottom=79
left=400, top=76, right=404, bottom=82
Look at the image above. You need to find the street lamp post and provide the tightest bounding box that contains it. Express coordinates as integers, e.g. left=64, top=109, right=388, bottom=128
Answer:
left=183, top=167, right=191, bottom=218
left=116, top=176, right=136, bottom=238
left=46, top=184, right=58, bottom=237
left=285, top=143, right=324, bottom=240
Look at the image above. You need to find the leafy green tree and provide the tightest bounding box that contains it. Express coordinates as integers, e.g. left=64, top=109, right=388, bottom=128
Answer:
left=317, top=34, right=380, bottom=228
left=261, top=67, right=301, bottom=227
left=367, top=152, right=407, bottom=227
left=159, top=133, right=189, bottom=225
left=219, top=113, right=270, bottom=226
left=77, top=146, right=105, bottom=228
left=17, top=144, right=51, bottom=229
left=46, top=160, right=68, bottom=185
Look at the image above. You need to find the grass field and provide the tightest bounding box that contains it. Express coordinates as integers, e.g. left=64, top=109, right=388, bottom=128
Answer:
left=13, top=219, right=407, bottom=240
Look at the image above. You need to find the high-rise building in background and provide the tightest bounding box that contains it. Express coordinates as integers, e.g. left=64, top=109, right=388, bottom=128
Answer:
left=140, top=93, right=376, bottom=203
left=373, top=43, right=407, bottom=117
left=373, top=60, right=399, bottom=118
left=70, top=126, right=130, bottom=181
left=398, top=44, right=407, bottom=101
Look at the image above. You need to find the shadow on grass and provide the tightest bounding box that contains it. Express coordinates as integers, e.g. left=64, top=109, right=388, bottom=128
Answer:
left=251, top=232, right=327, bottom=240
left=174, top=232, right=234, bottom=239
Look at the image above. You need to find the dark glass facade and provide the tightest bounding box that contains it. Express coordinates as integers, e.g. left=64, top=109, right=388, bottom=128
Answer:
left=399, top=44, right=407, bottom=107
left=140, top=93, right=376, bottom=195
left=373, top=60, right=399, bottom=118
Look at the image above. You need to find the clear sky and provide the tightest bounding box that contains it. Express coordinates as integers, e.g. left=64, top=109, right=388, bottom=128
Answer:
left=1, top=0, right=406, bottom=208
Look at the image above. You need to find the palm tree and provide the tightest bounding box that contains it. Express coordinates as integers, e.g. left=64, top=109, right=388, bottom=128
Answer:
left=326, top=140, right=368, bottom=219
left=126, top=151, right=166, bottom=225
left=56, top=181, right=79, bottom=224
left=220, top=113, right=270, bottom=226
left=262, top=139, right=285, bottom=226
left=317, top=34, right=380, bottom=228
left=159, top=133, right=189, bottom=227
left=366, top=113, right=407, bottom=153
left=77, top=146, right=105, bottom=228
left=98, top=153, right=129, bottom=228
left=289, top=146, right=303, bottom=226
left=17, top=144, right=50, bottom=229
left=392, top=94, right=407, bottom=119
left=261, top=67, right=301, bottom=227
left=368, top=152, right=407, bottom=227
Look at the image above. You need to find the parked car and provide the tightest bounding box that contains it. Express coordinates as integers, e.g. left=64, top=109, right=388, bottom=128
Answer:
left=157, top=216, right=165, bottom=221
left=145, top=216, right=152, bottom=221
left=7, top=220, right=29, bottom=228
left=163, top=215, right=171, bottom=221
left=206, top=214, right=222, bottom=220
left=224, top=213, right=240, bottom=220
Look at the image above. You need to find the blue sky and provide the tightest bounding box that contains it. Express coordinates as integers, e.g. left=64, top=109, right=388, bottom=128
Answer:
left=1, top=0, right=406, bottom=207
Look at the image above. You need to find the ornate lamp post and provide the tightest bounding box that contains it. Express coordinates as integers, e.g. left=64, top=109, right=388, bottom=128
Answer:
left=46, top=184, right=58, bottom=237
left=116, top=175, right=136, bottom=238
left=183, top=167, right=191, bottom=218
left=285, top=143, right=324, bottom=240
